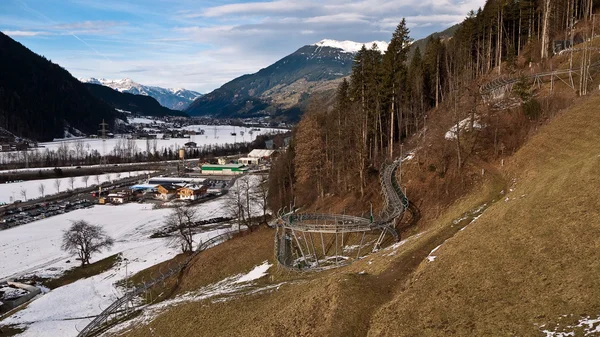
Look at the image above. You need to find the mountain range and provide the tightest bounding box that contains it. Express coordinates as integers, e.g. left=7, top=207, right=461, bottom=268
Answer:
left=79, top=78, right=202, bottom=111
left=185, top=39, right=388, bottom=121
left=83, top=83, right=188, bottom=118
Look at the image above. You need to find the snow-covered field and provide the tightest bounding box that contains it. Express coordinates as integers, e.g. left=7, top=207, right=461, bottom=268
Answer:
left=0, top=171, right=153, bottom=203
left=0, top=125, right=286, bottom=165
left=0, top=176, right=261, bottom=337
left=39, top=125, right=282, bottom=155
left=128, top=117, right=165, bottom=124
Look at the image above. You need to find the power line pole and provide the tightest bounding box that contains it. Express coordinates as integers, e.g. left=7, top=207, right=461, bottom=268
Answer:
left=99, top=119, right=108, bottom=166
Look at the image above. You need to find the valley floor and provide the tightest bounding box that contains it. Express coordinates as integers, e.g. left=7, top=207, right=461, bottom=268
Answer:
left=0, top=185, right=241, bottom=336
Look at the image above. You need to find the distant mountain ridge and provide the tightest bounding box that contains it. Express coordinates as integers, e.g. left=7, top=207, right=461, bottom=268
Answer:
left=0, top=32, right=122, bottom=142
left=79, top=78, right=202, bottom=110
left=83, top=83, right=188, bottom=118
left=185, top=39, right=386, bottom=121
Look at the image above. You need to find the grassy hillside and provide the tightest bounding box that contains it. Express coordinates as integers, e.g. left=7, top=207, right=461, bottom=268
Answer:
left=368, top=93, right=600, bottom=336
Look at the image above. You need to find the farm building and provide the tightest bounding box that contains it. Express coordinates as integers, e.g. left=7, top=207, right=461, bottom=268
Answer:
left=247, top=149, right=275, bottom=159
left=201, top=164, right=248, bottom=175
left=178, top=184, right=207, bottom=201
left=157, top=184, right=180, bottom=200
left=107, top=193, right=128, bottom=204
left=238, top=157, right=260, bottom=165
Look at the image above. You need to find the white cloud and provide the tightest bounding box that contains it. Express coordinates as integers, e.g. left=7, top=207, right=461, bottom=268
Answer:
left=2, top=30, right=52, bottom=37
left=197, top=1, right=318, bottom=18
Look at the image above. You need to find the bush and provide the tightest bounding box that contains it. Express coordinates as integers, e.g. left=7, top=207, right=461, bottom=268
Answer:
left=522, top=99, right=542, bottom=120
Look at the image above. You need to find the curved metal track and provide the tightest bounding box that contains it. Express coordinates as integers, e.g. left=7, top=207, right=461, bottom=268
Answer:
left=274, top=158, right=409, bottom=271
left=480, top=60, right=600, bottom=102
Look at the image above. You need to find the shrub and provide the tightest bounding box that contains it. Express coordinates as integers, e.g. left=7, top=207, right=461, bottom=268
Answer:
left=522, top=98, right=542, bottom=120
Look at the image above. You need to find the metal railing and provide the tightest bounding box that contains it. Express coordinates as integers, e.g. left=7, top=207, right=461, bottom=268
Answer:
left=76, top=231, right=234, bottom=337
left=274, top=156, right=410, bottom=271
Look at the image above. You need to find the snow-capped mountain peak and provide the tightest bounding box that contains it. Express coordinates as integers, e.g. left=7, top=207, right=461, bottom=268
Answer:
left=313, top=39, right=389, bottom=54
left=79, top=77, right=202, bottom=110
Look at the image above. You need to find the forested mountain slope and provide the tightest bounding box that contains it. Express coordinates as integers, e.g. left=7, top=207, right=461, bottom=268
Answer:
left=0, top=32, right=121, bottom=141
left=185, top=40, right=386, bottom=121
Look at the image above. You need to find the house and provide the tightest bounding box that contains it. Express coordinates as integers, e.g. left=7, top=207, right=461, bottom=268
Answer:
left=184, top=141, right=197, bottom=148
left=238, top=157, right=260, bottom=165
left=107, top=193, right=128, bottom=204
left=157, top=184, right=180, bottom=200
left=177, top=184, right=207, bottom=201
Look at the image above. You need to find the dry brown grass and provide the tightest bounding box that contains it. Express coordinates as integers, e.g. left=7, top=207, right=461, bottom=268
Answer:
left=367, top=92, right=600, bottom=336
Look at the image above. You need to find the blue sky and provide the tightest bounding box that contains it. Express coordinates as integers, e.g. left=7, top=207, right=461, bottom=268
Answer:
left=1, top=0, right=486, bottom=93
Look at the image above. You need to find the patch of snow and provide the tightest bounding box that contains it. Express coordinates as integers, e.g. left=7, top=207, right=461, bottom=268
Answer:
left=313, top=39, right=389, bottom=54
left=541, top=315, right=600, bottom=337
left=0, top=286, right=28, bottom=300
left=103, top=264, right=280, bottom=336
left=445, top=116, right=483, bottom=140
left=403, top=152, right=415, bottom=161
left=426, top=256, right=437, bottom=262
left=234, top=261, right=272, bottom=284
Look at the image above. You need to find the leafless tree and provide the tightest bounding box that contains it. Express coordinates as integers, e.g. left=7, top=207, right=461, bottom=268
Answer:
left=105, top=173, right=111, bottom=183
left=38, top=183, right=45, bottom=198
left=61, top=220, right=114, bottom=267
left=68, top=176, right=76, bottom=191
left=116, top=172, right=121, bottom=180
left=81, top=175, right=89, bottom=188
left=20, top=187, right=27, bottom=201
left=165, top=204, right=197, bottom=253
left=227, top=176, right=257, bottom=231
left=95, top=175, right=100, bottom=185
left=54, top=179, right=62, bottom=193
left=74, top=140, right=85, bottom=160
left=252, top=175, right=269, bottom=224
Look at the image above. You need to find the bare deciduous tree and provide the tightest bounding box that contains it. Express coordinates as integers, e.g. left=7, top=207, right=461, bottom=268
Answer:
left=74, top=140, right=85, bottom=160
left=165, top=204, right=197, bottom=253
left=95, top=175, right=100, bottom=185
left=227, top=176, right=257, bottom=231
left=252, top=175, right=269, bottom=224
left=54, top=179, right=62, bottom=193
left=61, top=220, right=114, bottom=267
left=68, top=176, right=76, bottom=191
left=81, top=175, right=89, bottom=188
left=20, top=188, right=27, bottom=201
left=38, top=183, right=45, bottom=198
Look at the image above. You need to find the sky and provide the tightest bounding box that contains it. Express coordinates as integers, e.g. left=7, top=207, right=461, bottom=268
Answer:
left=0, top=0, right=486, bottom=93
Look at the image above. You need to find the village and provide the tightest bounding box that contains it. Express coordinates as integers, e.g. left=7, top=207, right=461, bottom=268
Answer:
left=0, top=147, right=276, bottom=316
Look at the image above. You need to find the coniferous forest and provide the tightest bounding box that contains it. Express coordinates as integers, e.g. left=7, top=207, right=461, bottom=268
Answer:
left=0, top=32, right=121, bottom=141
left=269, top=0, right=600, bottom=212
